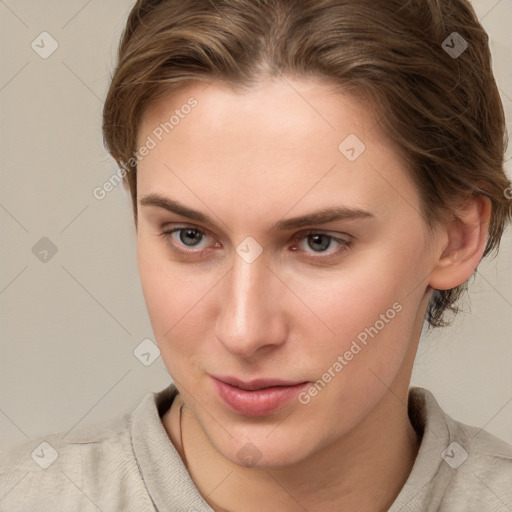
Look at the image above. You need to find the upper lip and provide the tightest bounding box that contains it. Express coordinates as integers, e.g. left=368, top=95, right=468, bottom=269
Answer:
left=212, top=375, right=308, bottom=391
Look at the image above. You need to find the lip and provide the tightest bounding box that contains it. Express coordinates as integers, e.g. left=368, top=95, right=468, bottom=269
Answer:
left=211, top=375, right=309, bottom=416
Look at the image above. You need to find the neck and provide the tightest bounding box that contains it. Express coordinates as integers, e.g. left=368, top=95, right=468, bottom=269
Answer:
left=165, top=383, right=420, bottom=512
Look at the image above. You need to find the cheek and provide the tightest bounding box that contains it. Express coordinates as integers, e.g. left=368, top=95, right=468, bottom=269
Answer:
left=136, top=235, right=220, bottom=368
left=300, top=279, right=407, bottom=384
left=293, top=274, right=418, bottom=437
left=296, top=240, right=425, bottom=380
left=289, top=258, right=400, bottom=340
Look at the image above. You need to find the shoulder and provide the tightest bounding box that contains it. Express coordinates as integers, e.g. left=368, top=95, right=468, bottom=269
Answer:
left=441, top=409, right=512, bottom=508
left=1, top=410, right=129, bottom=469
left=404, top=387, right=512, bottom=511
left=0, top=400, right=156, bottom=511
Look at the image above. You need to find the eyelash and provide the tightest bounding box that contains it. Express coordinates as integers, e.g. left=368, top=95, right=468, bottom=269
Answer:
left=159, top=224, right=352, bottom=262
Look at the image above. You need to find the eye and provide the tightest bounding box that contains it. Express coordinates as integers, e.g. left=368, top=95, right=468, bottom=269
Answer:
left=293, top=231, right=351, bottom=258
left=304, top=234, right=333, bottom=252
left=175, top=227, right=206, bottom=247
left=159, top=225, right=351, bottom=261
left=160, top=225, right=214, bottom=253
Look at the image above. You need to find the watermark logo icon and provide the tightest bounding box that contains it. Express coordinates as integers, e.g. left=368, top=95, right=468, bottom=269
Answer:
left=236, top=236, right=263, bottom=264
left=441, top=441, right=468, bottom=469
left=31, top=441, right=58, bottom=469
left=133, top=338, right=161, bottom=366
left=237, top=442, right=262, bottom=467
left=338, top=134, right=366, bottom=161
left=442, top=32, right=468, bottom=59
left=31, top=32, right=59, bottom=59
left=32, top=237, right=58, bottom=263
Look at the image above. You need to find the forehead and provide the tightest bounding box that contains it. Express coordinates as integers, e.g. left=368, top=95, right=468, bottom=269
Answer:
left=139, top=77, right=376, bottom=148
left=136, top=77, right=420, bottom=230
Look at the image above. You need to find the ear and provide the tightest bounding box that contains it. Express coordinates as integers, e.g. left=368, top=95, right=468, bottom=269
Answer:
left=429, top=195, right=491, bottom=291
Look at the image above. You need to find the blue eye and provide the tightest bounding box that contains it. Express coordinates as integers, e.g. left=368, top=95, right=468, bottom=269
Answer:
left=160, top=225, right=351, bottom=261
left=161, top=226, right=212, bottom=252
left=296, top=232, right=350, bottom=257
left=176, top=228, right=205, bottom=247
left=305, top=234, right=335, bottom=252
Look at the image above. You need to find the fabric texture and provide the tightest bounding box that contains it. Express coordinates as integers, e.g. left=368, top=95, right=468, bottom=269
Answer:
left=1, top=384, right=511, bottom=511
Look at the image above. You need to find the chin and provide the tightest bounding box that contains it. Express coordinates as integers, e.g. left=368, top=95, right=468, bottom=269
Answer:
left=213, top=428, right=316, bottom=469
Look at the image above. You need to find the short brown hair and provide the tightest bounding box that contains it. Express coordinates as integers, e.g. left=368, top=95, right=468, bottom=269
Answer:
left=102, top=0, right=511, bottom=327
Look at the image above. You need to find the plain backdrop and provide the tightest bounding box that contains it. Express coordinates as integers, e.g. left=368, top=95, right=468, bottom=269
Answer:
left=0, top=0, right=511, bottom=453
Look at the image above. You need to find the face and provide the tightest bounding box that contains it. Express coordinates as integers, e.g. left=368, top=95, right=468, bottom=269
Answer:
left=136, top=77, right=435, bottom=467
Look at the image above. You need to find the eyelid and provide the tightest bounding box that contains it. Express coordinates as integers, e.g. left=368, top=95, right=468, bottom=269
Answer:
left=293, top=228, right=352, bottom=242
left=160, top=224, right=214, bottom=249
left=161, top=221, right=209, bottom=233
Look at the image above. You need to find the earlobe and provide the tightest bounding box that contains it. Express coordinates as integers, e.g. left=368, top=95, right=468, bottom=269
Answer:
left=429, top=195, right=491, bottom=291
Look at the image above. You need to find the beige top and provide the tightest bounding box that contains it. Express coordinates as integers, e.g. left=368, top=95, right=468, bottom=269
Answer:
left=1, top=384, right=511, bottom=511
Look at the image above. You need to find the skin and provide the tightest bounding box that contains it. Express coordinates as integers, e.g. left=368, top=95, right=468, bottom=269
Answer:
left=135, top=76, right=490, bottom=511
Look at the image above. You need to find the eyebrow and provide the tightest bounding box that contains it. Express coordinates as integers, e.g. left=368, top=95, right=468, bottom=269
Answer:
left=139, top=193, right=375, bottom=232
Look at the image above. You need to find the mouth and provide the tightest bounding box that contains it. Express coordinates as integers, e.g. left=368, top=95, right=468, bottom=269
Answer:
left=211, top=375, right=309, bottom=416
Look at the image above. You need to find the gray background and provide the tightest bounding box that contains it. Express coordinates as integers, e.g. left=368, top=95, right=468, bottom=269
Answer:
left=0, top=0, right=511, bottom=453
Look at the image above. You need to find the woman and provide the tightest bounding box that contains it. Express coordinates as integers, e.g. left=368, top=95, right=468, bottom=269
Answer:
left=1, top=0, right=511, bottom=510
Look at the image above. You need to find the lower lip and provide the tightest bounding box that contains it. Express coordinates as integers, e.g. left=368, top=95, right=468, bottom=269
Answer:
left=212, top=378, right=309, bottom=416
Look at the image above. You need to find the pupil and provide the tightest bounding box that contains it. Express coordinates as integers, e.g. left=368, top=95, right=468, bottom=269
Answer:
left=308, top=234, right=330, bottom=252
left=180, top=229, right=202, bottom=246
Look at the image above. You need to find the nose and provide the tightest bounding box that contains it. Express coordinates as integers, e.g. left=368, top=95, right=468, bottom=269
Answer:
left=214, top=249, right=288, bottom=358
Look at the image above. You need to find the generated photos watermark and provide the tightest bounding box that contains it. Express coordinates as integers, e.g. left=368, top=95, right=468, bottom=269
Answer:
left=93, top=96, right=198, bottom=201
left=298, top=301, right=403, bottom=405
